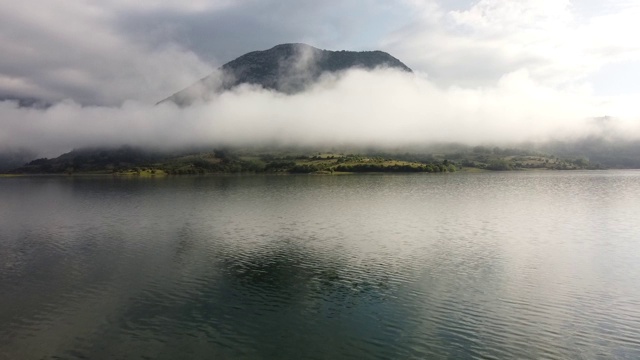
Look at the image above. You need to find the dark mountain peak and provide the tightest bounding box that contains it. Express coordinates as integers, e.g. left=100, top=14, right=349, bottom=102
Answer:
left=265, top=42, right=316, bottom=52
left=233, top=43, right=317, bottom=61
left=160, top=43, right=412, bottom=106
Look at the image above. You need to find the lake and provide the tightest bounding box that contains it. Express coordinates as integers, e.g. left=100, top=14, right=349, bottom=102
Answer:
left=1, top=171, right=640, bottom=359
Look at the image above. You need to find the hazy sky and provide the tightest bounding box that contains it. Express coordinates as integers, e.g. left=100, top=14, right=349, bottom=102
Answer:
left=1, top=0, right=640, bottom=156
left=1, top=0, right=639, bottom=105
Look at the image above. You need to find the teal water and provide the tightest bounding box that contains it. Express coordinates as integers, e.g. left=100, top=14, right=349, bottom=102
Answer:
left=1, top=172, right=640, bottom=359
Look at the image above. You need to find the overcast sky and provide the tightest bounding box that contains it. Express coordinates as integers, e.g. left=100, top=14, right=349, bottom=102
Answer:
left=1, top=0, right=640, bottom=158
left=1, top=0, right=639, bottom=105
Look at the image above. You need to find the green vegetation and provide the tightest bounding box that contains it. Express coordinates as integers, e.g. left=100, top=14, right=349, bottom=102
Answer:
left=446, top=146, right=603, bottom=171
left=9, top=147, right=459, bottom=175
left=115, top=168, right=167, bottom=177
left=6, top=144, right=606, bottom=175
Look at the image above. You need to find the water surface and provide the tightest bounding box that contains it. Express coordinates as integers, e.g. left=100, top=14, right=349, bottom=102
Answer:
left=1, top=172, right=640, bottom=359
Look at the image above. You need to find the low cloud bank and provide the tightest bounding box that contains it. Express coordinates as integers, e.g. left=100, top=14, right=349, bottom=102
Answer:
left=1, top=68, right=639, bottom=158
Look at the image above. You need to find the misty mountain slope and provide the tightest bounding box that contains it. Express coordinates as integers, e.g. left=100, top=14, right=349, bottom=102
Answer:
left=11, top=147, right=165, bottom=174
left=0, top=148, right=37, bottom=172
left=159, top=43, right=412, bottom=106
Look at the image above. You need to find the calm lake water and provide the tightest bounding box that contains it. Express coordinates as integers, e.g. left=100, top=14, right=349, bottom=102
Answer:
left=1, top=171, right=640, bottom=359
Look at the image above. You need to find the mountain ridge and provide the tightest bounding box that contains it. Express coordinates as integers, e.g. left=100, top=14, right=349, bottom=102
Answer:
left=160, top=43, right=412, bottom=106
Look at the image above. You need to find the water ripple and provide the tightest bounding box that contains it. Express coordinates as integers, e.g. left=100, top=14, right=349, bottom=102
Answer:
left=1, top=173, right=640, bottom=359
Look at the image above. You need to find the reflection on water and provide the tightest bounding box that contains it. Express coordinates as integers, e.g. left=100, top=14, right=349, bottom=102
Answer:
left=1, top=172, right=640, bottom=359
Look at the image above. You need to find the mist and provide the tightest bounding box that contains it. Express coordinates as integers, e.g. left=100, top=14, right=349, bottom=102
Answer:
left=1, top=67, right=639, bottom=159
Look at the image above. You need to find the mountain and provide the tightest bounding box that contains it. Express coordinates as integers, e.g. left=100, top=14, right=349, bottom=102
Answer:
left=0, top=148, right=37, bottom=172
left=159, top=43, right=412, bottom=106
left=7, top=143, right=606, bottom=175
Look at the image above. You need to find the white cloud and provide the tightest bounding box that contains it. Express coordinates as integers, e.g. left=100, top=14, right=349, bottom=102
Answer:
left=384, top=0, right=640, bottom=88
left=1, top=68, right=638, bottom=158
left=2, top=0, right=639, bottom=106
left=0, top=1, right=213, bottom=105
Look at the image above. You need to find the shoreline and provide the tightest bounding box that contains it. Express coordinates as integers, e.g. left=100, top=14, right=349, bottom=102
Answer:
left=1, top=167, right=625, bottom=178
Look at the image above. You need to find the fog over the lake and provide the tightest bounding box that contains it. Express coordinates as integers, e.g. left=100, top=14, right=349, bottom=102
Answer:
left=1, top=0, right=640, bottom=158
left=1, top=66, right=639, bottom=158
